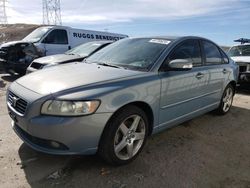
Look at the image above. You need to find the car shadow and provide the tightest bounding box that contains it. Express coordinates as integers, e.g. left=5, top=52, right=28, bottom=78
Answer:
left=18, top=144, right=120, bottom=187
left=18, top=106, right=250, bottom=188
left=17, top=144, right=97, bottom=183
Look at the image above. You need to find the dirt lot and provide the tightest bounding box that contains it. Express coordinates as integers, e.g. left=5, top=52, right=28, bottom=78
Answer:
left=0, top=73, right=250, bottom=188
left=0, top=24, right=40, bottom=44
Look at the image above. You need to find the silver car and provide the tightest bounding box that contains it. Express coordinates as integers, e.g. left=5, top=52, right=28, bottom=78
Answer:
left=7, top=36, right=238, bottom=165
left=26, top=41, right=112, bottom=74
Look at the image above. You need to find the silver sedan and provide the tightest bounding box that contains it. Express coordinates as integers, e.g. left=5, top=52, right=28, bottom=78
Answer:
left=7, top=36, right=238, bottom=165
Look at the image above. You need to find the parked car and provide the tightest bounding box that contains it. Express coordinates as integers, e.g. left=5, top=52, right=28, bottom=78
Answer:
left=228, top=38, right=250, bottom=83
left=7, top=36, right=238, bottom=165
left=26, top=41, right=112, bottom=74
left=0, top=26, right=127, bottom=75
left=0, top=41, right=41, bottom=75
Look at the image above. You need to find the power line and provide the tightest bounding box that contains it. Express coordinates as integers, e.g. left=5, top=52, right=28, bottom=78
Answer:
left=42, top=0, right=62, bottom=25
left=0, top=0, right=7, bottom=24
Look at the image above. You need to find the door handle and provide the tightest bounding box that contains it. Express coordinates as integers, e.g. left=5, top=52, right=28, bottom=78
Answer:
left=196, top=72, right=204, bottom=79
left=222, top=69, right=229, bottom=74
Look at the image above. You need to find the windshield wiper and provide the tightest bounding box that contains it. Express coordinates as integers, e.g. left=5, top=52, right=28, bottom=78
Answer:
left=97, top=62, right=125, bottom=69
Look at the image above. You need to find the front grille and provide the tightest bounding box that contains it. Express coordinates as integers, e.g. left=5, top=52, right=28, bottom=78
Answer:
left=239, top=65, right=247, bottom=73
left=30, top=62, right=44, bottom=69
left=8, top=91, right=28, bottom=115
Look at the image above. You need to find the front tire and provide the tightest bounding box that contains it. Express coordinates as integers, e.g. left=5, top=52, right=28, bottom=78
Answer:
left=98, top=105, right=149, bottom=165
left=216, top=84, right=234, bottom=115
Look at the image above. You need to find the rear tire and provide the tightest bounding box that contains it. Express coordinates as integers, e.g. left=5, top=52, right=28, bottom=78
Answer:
left=98, top=105, right=149, bottom=165
left=216, top=84, right=234, bottom=115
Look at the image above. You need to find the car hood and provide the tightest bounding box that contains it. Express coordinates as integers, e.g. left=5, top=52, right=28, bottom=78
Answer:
left=33, top=54, right=83, bottom=65
left=231, top=56, right=250, bottom=63
left=0, top=40, right=31, bottom=48
left=16, top=62, right=144, bottom=95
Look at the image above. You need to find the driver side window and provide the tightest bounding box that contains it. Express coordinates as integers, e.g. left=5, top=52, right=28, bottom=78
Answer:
left=43, top=29, right=68, bottom=45
left=168, top=40, right=202, bottom=67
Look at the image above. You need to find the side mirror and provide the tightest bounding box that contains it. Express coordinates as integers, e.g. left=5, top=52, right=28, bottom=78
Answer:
left=168, top=59, right=193, bottom=71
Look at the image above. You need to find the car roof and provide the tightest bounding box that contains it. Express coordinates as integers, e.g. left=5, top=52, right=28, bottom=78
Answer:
left=128, top=36, right=213, bottom=42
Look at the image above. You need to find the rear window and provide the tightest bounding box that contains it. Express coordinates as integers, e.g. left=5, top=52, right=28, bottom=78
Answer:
left=203, top=41, right=222, bottom=65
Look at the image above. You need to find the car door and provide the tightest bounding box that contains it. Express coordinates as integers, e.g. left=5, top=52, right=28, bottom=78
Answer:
left=201, top=40, right=229, bottom=104
left=42, top=29, right=70, bottom=55
left=158, top=39, right=210, bottom=129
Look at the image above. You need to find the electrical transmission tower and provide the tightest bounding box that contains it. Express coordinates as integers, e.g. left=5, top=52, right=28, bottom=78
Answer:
left=0, top=0, right=7, bottom=24
left=43, top=0, right=62, bottom=25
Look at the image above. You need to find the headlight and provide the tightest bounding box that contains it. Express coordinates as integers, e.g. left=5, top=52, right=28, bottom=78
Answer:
left=41, top=100, right=100, bottom=116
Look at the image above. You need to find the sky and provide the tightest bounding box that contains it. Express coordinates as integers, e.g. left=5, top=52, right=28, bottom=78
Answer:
left=4, top=0, right=250, bottom=46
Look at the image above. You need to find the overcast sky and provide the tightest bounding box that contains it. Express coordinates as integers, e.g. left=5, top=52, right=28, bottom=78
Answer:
left=5, top=0, right=250, bottom=46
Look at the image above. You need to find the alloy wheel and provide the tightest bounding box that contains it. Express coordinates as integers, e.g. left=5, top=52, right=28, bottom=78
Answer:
left=114, top=115, right=146, bottom=160
left=222, top=87, right=233, bottom=112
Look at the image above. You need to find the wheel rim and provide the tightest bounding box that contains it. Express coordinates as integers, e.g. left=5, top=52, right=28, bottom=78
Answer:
left=222, top=87, right=233, bottom=112
left=114, top=115, right=146, bottom=160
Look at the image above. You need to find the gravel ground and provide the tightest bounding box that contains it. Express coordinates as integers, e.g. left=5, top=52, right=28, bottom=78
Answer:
left=0, top=73, right=250, bottom=188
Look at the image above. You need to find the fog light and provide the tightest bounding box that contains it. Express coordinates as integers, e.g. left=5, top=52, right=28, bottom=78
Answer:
left=50, top=141, right=60, bottom=148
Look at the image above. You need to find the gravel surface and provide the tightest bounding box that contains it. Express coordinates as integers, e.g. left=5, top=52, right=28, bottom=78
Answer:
left=0, top=74, right=250, bottom=188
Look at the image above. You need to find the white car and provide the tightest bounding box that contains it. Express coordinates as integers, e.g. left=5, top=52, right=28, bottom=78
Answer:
left=228, top=38, right=250, bottom=83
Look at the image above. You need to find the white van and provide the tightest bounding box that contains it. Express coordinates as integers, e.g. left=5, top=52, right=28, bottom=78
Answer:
left=22, top=26, right=128, bottom=56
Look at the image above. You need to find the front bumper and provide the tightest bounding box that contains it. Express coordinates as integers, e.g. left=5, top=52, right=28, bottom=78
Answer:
left=9, top=109, right=113, bottom=155
left=7, top=82, right=113, bottom=155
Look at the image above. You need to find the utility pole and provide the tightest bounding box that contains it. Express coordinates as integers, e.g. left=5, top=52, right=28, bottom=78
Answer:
left=42, top=0, right=62, bottom=25
left=0, top=0, right=7, bottom=25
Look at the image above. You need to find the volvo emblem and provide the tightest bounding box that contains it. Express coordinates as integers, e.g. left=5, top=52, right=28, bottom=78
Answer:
left=12, top=96, right=19, bottom=107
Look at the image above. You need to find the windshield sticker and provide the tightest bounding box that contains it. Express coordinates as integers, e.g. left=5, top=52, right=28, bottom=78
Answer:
left=149, top=39, right=171, bottom=45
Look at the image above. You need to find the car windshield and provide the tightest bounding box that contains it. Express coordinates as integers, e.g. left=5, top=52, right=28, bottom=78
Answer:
left=65, top=42, right=105, bottom=57
left=23, top=27, right=51, bottom=43
left=228, top=45, right=250, bottom=56
left=86, top=38, right=170, bottom=71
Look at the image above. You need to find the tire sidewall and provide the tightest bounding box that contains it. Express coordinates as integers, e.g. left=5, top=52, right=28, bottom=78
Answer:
left=99, top=105, right=149, bottom=165
left=218, top=84, right=234, bottom=115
